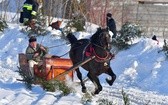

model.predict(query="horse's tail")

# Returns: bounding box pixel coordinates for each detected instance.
[66,33,78,44]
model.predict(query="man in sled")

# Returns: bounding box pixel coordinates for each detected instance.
[106,13,117,38]
[20,0,39,29]
[25,36,48,78]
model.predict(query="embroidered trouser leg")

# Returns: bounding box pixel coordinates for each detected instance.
[28,60,38,78]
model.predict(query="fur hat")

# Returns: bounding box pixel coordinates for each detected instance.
[107,13,112,17]
[29,36,36,42]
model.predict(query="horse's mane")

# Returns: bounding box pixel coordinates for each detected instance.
[90,27,101,43]
[90,27,108,44]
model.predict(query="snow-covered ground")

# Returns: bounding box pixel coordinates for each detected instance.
[0,23,168,105]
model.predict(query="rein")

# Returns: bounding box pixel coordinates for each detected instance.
[58,41,88,57]
[58,51,70,57]
[48,43,70,57]
[48,43,70,49]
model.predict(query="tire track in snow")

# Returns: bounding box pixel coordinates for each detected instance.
[32,92,59,105]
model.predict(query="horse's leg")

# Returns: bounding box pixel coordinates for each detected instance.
[105,67,116,86]
[76,68,87,93]
[87,72,102,95]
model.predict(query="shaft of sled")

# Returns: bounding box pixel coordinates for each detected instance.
[54,56,96,80]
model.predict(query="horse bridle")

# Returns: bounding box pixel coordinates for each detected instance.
[98,31,112,50]
[91,31,112,62]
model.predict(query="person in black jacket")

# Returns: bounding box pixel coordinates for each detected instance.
[106,13,117,38]
[20,0,39,28]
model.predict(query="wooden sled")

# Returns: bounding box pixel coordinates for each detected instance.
[18,53,73,81]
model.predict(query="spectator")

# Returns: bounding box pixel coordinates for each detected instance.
[152,35,159,45]
[106,13,117,38]
[19,0,39,29]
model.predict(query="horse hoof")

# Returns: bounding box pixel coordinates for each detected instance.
[82,87,87,93]
[92,90,100,95]
[106,78,114,86]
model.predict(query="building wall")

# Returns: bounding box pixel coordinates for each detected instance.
[101,0,168,37]
[121,1,168,37]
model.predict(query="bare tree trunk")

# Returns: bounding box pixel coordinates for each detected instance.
[65,0,72,19]
[101,0,109,28]
[11,0,23,23]
[48,0,52,24]
[1,0,10,20]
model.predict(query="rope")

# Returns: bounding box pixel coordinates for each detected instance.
[58,51,70,57]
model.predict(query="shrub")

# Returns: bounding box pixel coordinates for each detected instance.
[119,22,142,41]
[53,80,72,95]
[36,78,72,95]
[0,19,8,32]
[96,98,113,105]
[65,14,85,32]
[21,13,49,36]
[81,92,92,104]
[112,22,142,50]
[33,13,49,35]
[18,67,72,95]
[122,88,130,105]
[70,19,85,31]
[17,67,33,90]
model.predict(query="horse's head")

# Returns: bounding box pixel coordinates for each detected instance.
[91,28,112,50]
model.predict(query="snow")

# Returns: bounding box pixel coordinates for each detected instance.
[0,22,168,105]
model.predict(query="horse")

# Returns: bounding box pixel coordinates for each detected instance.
[66,28,116,95]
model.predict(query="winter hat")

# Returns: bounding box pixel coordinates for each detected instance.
[107,13,112,17]
[29,36,37,42]
[152,35,157,41]
[152,35,159,45]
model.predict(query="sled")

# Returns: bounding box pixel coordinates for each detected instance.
[18,53,73,81]
[34,57,73,81]
[18,53,95,83]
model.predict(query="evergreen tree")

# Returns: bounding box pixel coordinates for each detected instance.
[112,22,142,50]
[0,19,8,32]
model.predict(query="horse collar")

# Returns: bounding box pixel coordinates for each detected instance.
[85,44,112,62]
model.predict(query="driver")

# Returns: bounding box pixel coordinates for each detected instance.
[25,36,48,78]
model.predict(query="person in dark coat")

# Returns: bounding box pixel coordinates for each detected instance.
[106,13,117,38]
[20,0,39,28]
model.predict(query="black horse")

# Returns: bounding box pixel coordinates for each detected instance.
[66,28,116,95]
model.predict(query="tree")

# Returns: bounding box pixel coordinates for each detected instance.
[112,22,142,50]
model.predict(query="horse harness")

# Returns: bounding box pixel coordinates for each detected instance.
[71,38,114,66]
[84,41,114,64]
